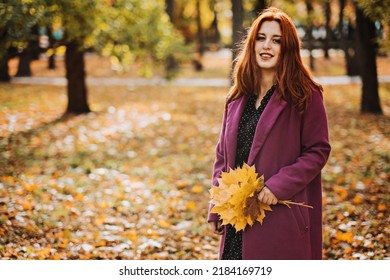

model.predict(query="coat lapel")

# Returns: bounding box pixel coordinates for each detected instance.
[225,96,247,170]
[247,90,288,165]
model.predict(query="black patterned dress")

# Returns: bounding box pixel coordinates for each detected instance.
[221,86,275,260]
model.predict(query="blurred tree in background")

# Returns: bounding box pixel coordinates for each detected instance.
[356,0,390,51]
[0,1,45,81]
[0,0,186,115]
[1,0,389,115]
[355,0,390,114]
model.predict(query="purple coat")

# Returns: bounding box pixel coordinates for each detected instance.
[208,87,331,260]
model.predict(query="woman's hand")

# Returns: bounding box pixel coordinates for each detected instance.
[208,220,225,235]
[258,186,278,205]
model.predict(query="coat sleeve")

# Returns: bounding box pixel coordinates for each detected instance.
[265,89,331,200]
[208,108,228,222]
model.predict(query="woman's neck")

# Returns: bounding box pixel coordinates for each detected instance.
[258,71,275,99]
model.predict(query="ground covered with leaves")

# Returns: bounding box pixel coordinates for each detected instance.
[0,81,389,259]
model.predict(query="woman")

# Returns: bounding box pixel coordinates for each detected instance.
[208,7,331,260]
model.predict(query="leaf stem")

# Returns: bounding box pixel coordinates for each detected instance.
[278,200,313,209]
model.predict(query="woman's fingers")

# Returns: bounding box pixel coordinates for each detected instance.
[208,221,225,235]
[216,220,225,235]
[258,187,278,205]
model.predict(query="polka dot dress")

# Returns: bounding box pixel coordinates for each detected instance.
[221,86,275,260]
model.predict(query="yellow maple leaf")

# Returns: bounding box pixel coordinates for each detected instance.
[209,163,312,232]
[191,185,203,193]
[220,169,239,186]
[212,205,235,223]
[234,217,248,232]
[158,219,171,229]
[257,203,272,224]
[335,230,354,243]
[209,164,271,232]
[209,185,231,205]
[185,201,196,210]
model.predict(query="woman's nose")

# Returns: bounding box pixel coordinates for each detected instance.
[263,39,271,49]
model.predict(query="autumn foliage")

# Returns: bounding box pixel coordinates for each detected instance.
[0,54,389,259]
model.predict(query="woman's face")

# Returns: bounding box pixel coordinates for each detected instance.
[254,20,282,73]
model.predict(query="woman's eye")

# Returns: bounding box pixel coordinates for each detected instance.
[256,36,265,41]
[273,39,281,44]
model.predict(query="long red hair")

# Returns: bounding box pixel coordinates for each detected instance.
[227,7,322,113]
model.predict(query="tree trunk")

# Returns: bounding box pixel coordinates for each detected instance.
[323,0,331,59]
[47,26,56,70]
[65,41,90,114]
[30,25,40,61]
[210,8,221,45]
[165,0,174,22]
[338,0,359,76]
[354,3,382,114]
[164,0,178,78]
[305,0,315,71]
[345,41,360,76]
[15,45,32,77]
[193,0,204,71]
[0,55,10,82]
[16,25,40,77]
[231,0,244,80]
[253,0,267,17]
[196,0,204,55]
[48,53,56,69]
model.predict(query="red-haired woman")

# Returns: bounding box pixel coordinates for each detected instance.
[208,7,331,260]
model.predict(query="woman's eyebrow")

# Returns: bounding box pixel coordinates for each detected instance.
[257,32,282,37]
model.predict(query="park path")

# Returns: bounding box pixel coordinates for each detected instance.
[10,75,390,87]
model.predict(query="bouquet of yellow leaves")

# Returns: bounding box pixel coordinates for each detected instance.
[209,163,312,232]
